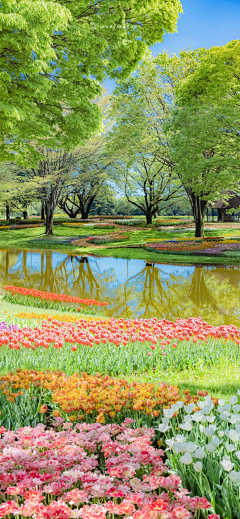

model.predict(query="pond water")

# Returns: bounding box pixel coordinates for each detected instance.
[1,248,240,326]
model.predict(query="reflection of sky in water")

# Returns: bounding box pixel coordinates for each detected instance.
[8,251,195,286]
[87,256,195,285]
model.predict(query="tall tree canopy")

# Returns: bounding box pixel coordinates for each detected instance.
[165,40,240,236]
[0,0,183,164]
[107,53,186,223]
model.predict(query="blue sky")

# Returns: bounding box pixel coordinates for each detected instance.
[104,0,240,93]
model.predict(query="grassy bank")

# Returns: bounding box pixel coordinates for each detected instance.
[1,224,240,264]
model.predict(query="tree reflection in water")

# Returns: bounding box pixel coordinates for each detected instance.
[0,249,240,325]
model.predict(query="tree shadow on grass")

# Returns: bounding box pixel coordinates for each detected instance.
[176,380,240,398]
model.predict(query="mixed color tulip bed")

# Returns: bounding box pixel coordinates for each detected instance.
[2,285,240,518]
[145,236,240,256]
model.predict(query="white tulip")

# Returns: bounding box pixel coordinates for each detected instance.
[233,405,240,413]
[184,403,195,414]
[229,396,238,405]
[184,415,192,423]
[237,390,240,396]
[225,430,230,437]
[203,406,212,415]
[198,401,208,409]
[166,439,175,449]
[176,434,186,442]
[206,443,216,453]
[235,425,240,433]
[192,412,204,422]
[226,443,236,453]
[158,424,170,433]
[211,436,222,447]
[220,413,229,421]
[219,399,225,406]
[162,417,170,425]
[174,442,188,453]
[225,405,232,412]
[163,408,174,419]
[207,416,215,423]
[193,461,203,472]
[218,430,225,437]
[221,459,234,471]
[177,401,184,409]
[180,452,192,465]
[194,447,205,459]
[179,422,192,431]
[229,430,239,443]
[201,416,207,423]
[171,403,180,412]
[229,470,240,485]
[185,441,197,453]
[228,415,237,424]
[201,427,215,437]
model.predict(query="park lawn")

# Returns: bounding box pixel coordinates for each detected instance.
[1,225,240,264]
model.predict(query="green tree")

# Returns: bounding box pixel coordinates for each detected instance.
[107,59,184,224]
[58,91,116,219]
[0,0,182,164]
[165,40,240,237]
[24,148,81,234]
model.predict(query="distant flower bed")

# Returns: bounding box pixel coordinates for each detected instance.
[13,223,45,229]
[87,234,130,245]
[145,236,240,256]
[156,218,194,226]
[89,214,134,219]
[115,219,143,226]
[62,222,116,229]
[3,285,108,315]
[0,225,10,230]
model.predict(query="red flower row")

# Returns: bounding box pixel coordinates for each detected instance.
[4,285,108,307]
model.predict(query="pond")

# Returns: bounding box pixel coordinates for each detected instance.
[1,248,240,326]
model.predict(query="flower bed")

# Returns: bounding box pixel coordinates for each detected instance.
[145,236,240,256]
[0,369,190,425]
[3,286,108,315]
[0,225,11,230]
[115,219,143,226]
[156,218,194,226]
[0,315,240,376]
[156,391,240,518]
[87,234,130,245]
[0,420,213,519]
[62,223,116,229]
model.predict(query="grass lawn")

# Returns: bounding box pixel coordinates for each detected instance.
[1,224,240,264]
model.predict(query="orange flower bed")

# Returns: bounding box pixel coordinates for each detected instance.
[0,370,211,424]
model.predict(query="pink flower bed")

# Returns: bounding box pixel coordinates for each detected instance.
[0,420,214,519]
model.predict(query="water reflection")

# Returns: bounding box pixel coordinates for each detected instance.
[0,249,240,325]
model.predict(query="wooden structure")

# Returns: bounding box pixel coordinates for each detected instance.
[207,191,240,222]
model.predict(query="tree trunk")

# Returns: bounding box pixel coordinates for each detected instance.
[41,202,45,220]
[45,203,54,235]
[146,210,152,225]
[6,204,10,221]
[81,209,89,220]
[192,195,206,237]
[80,197,95,220]
[22,210,28,219]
